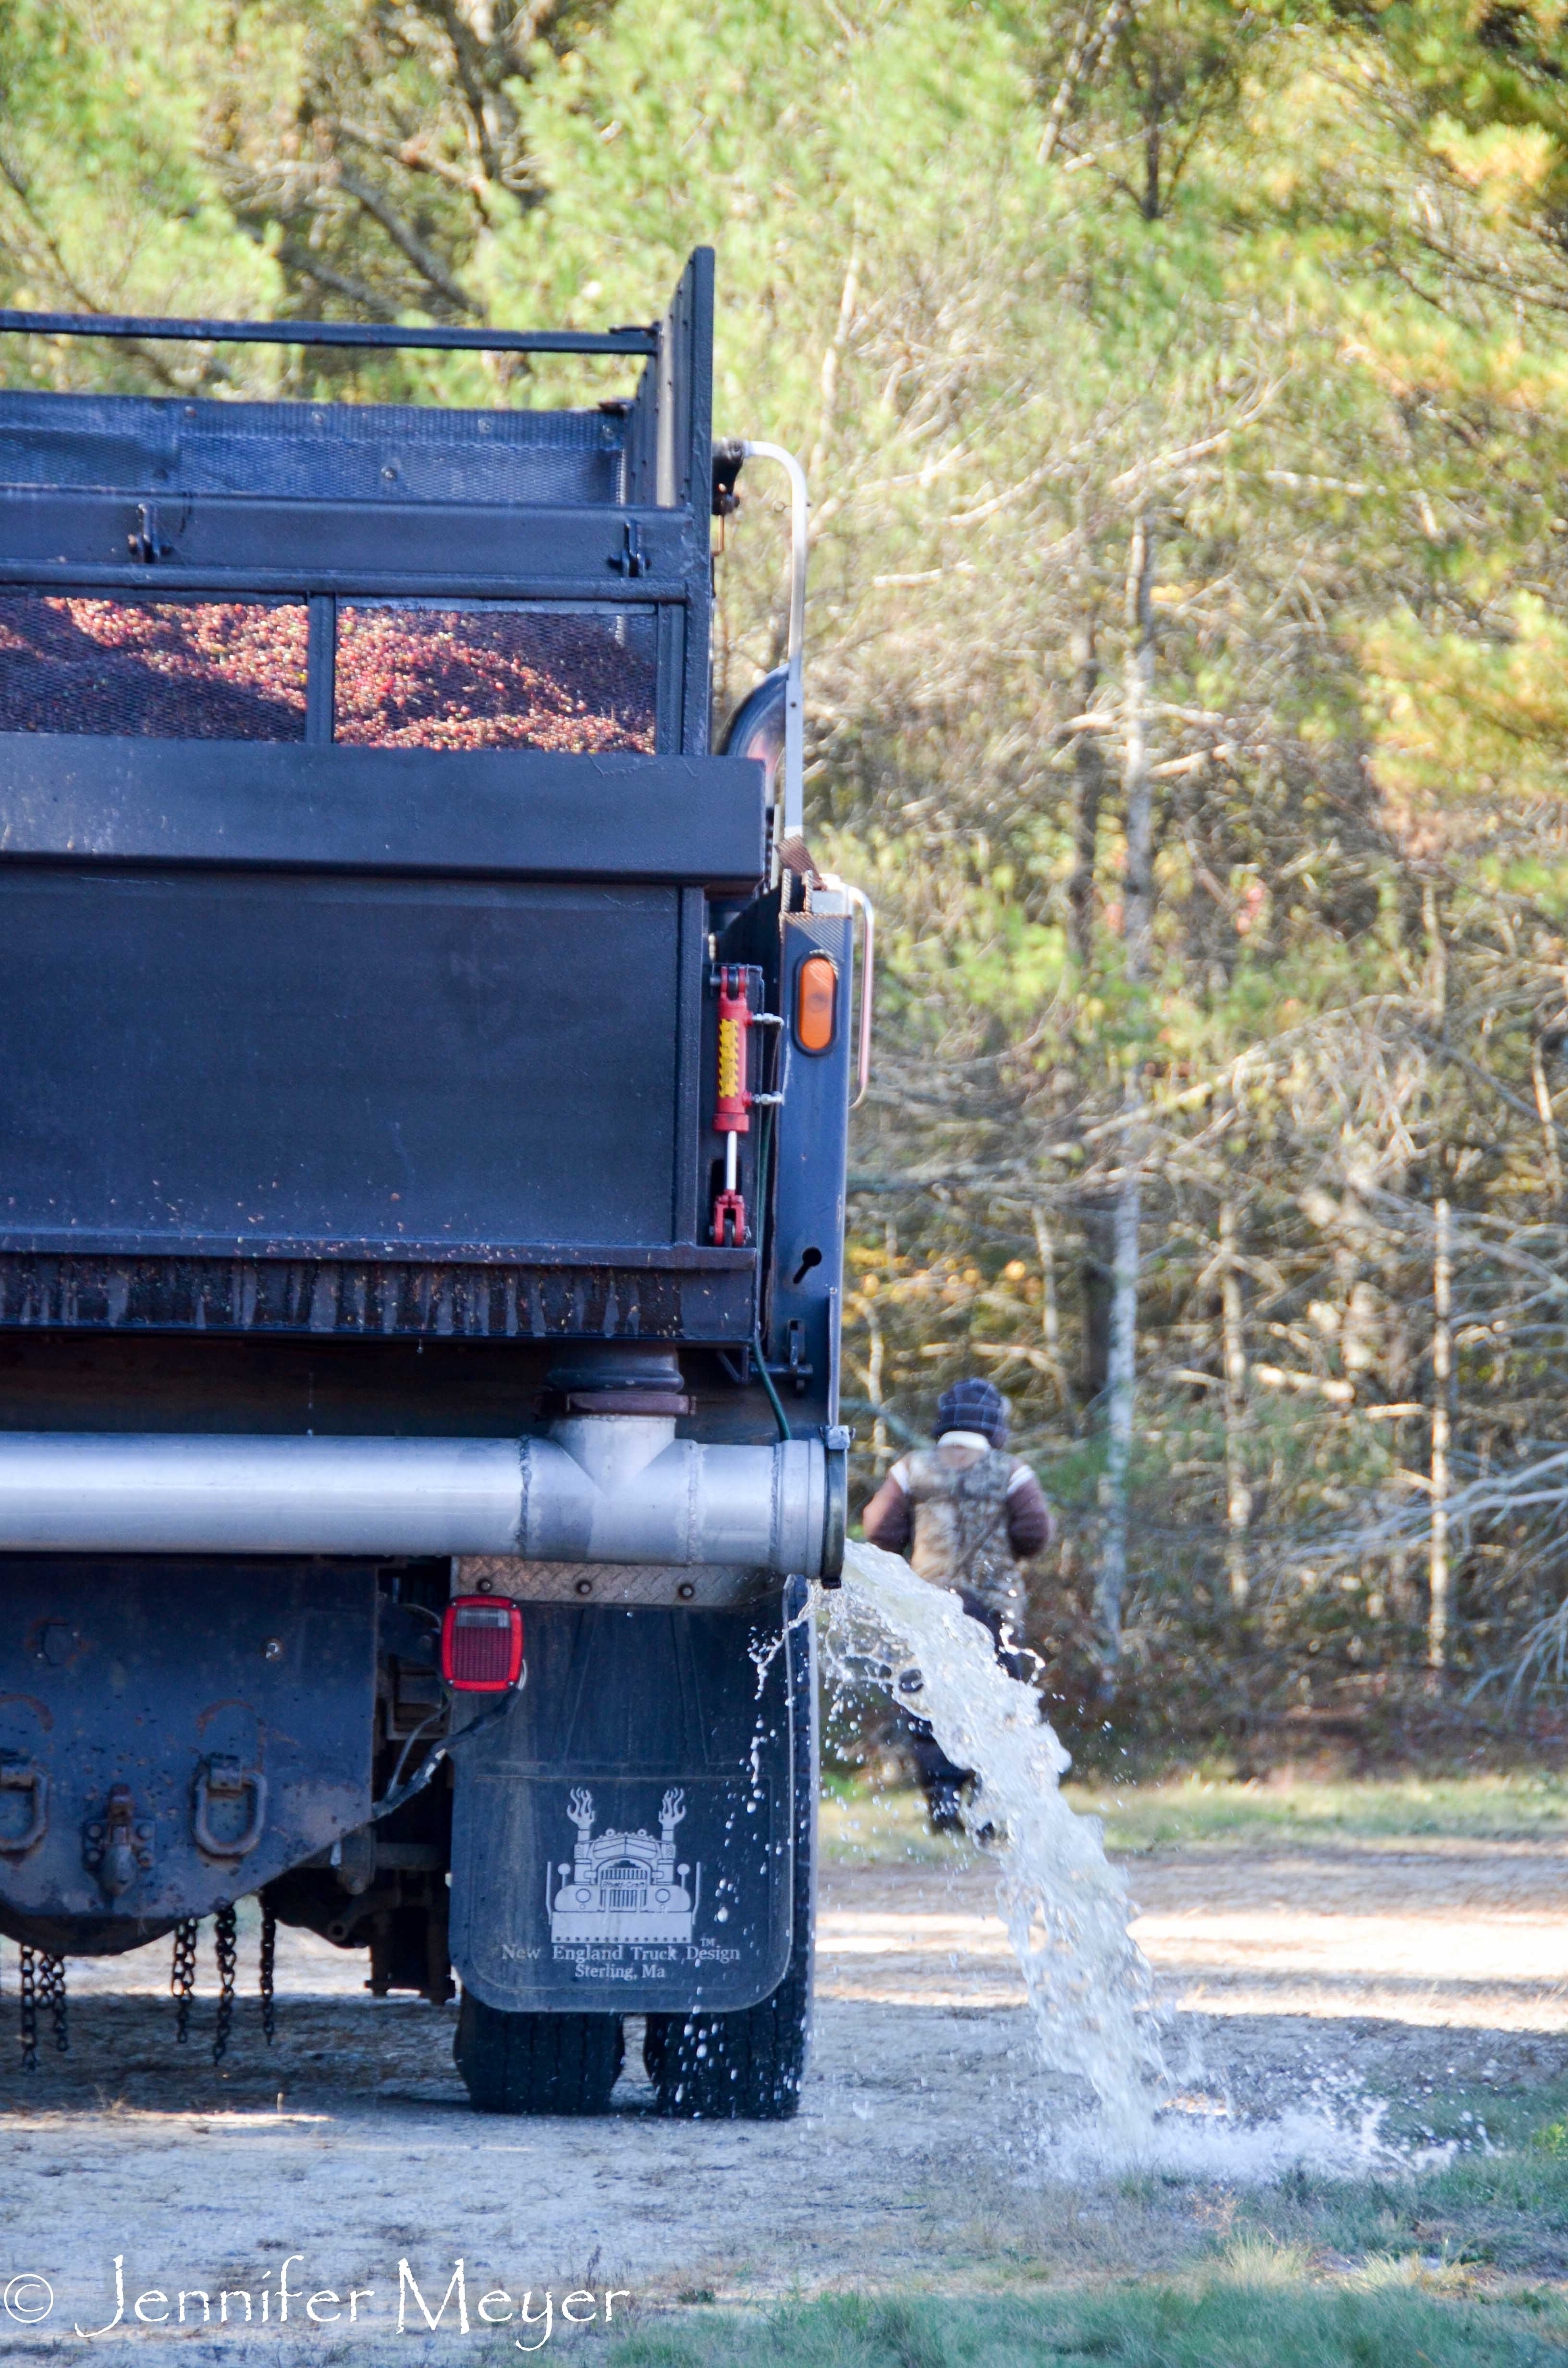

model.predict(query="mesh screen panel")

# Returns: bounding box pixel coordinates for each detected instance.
[334,605,656,753]
[0,391,620,505]
[0,597,308,740]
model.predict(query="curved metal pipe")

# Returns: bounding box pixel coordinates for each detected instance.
[740,441,807,840]
[0,1426,832,1576]
[819,873,876,1109]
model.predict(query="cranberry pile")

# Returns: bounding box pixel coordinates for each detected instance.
[0,597,658,754]
[333,606,655,752]
[0,597,309,740]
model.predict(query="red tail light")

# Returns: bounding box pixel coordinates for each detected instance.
[441,1597,524,1692]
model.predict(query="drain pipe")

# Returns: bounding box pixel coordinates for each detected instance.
[0,1424,842,1577]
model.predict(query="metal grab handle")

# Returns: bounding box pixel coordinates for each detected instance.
[0,1756,48,1857]
[727,443,869,1101]
[739,441,808,840]
[819,874,875,1110]
[192,1755,268,1859]
[845,884,875,1110]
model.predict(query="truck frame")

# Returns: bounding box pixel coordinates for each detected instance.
[0,250,859,2119]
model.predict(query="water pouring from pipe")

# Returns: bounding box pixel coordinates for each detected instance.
[831,1538,1168,2145]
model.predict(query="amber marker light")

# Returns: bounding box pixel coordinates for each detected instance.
[796,954,838,1053]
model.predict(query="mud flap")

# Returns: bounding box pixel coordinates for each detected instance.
[449,1591,802,2015]
[0,1557,376,1952]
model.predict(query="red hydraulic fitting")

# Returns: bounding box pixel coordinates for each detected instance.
[712,1188,747,1247]
[714,967,753,1136]
[711,966,752,1246]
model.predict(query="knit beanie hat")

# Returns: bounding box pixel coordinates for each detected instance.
[936,1377,1008,1448]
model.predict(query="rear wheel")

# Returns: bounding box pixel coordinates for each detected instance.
[454,1995,624,2116]
[643,1963,808,2120]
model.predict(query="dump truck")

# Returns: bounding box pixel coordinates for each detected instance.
[0,250,866,2119]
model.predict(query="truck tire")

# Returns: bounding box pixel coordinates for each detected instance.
[454,1995,624,2116]
[642,1962,808,2120]
[645,1580,814,2121]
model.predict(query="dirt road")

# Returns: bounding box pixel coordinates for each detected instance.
[2,1832,1565,2353]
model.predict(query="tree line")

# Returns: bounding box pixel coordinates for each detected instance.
[4,0,1568,1758]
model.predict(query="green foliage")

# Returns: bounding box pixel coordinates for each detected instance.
[1363,596,1568,808]
[1337,0,1568,232]
[0,0,282,374]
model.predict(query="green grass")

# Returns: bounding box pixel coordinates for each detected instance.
[604,2273,1568,2367]
[820,1770,1568,1865]
[1223,2126,1568,2277]
[1067,1772,1568,1854]
[820,1780,973,1864]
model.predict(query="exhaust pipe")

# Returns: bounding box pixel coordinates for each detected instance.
[0,1419,842,1578]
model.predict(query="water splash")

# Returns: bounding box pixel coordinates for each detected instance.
[827,1543,1474,2185]
[1040,2078,1458,2186]
[832,1539,1167,2144]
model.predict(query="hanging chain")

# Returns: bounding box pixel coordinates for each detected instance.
[212,1905,237,2065]
[13,1911,268,2069]
[18,1943,37,2072]
[17,1947,64,2067]
[41,1953,67,2053]
[171,1917,199,2044]
[259,1907,276,2046]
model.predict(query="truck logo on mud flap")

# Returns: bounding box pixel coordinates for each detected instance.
[548,1786,701,1944]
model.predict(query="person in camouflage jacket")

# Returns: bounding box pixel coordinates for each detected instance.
[859,1377,1054,1829]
